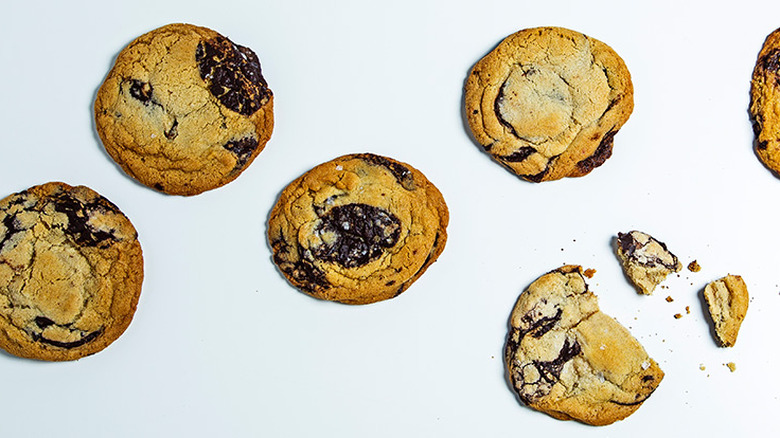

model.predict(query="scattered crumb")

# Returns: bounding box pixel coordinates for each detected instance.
[583,268,596,279]
[674,313,683,319]
[688,260,701,272]
[685,306,690,314]
[726,362,737,372]
[699,364,706,371]
[666,296,674,302]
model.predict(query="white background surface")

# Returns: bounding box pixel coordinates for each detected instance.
[1,0,779,436]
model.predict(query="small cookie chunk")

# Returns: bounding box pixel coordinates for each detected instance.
[616,230,681,295]
[703,275,749,347]
[95,23,274,196]
[750,27,780,176]
[268,153,448,305]
[0,182,143,361]
[465,27,633,182]
[505,265,663,426]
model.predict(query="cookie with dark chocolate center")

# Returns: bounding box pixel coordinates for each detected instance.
[267,153,448,304]
[94,23,274,196]
[465,27,633,182]
[0,182,144,361]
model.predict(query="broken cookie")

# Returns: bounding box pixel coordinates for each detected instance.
[616,230,681,295]
[505,265,663,426]
[703,275,749,347]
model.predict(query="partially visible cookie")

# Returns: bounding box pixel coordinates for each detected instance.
[95,23,274,196]
[268,153,448,305]
[750,27,780,176]
[703,275,749,348]
[505,265,663,426]
[465,26,633,182]
[616,230,681,295]
[0,182,144,361]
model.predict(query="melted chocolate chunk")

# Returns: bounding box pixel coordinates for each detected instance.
[517,308,563,339]
[354,154,416,191]
[577,130,615,174]
[32,329,102,349]
[523,166,549,183]
[761,48,780,73]
[313,203,401,268]
[52,193,119,248]
[534,338,581,384]
[129,79,153,103]
[223,136,259,168]
[0,213,22,251]
[34,316,55,329]
[503,147,536,163]
[196,35,271,116]
[494,83,522,139]
[164,119,179,140]
[617,232,677,270]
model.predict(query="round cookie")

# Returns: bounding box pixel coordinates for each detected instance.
[465,27,633,182]
[268,153,449,305]
[505,265,663,426]
[750,27,780,175]
[0,182,144,361]
[95,23,274,196]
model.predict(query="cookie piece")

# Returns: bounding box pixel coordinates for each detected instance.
[750,27,780,176]
[465,27,633,182]
[0,182,143,361]
[268,153,448,305]
[703,275,749,347]
[95,23,274,196]
[616,230,681,295]
[505,265,663,426]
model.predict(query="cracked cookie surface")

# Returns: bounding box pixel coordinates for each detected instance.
[505,265,663,426]
[465,27,633,182]
[0,182,143,361]
[703,275,748,347]
[95,23,274,196]
[616,230,681,295]
[267,153,448,305]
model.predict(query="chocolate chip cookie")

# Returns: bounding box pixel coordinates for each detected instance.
[750,27,780,176]
[505,265,664,426]
[95,23,274,196]
[703,275,749,348]
[0,182,144,361]
[268,153,449,305]
[616,230,681,295]
[465,27,633,182]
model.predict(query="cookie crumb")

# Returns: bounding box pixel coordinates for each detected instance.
[687,260,701,272]
[726,362,737,372]
[674,313,683,319]
[665,296,674,302]
[699,364,706,371]
[583,268,596,278]
[685,306,690,314]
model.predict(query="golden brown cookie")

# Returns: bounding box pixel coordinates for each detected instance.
[750,27,780,176]
[267,153,448,305]
[0,182,144,361]
[505,265,664,426]
[465,27,633,182]
[703,275,749,347]
[95,23,274,196]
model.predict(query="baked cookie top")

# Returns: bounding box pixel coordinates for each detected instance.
[750,27,780,176]
[465,27,633,182]
[703,275,749,348]
[94,23,274,196]
[505,265,663,426]
[0,182,143,361]
[268,153,449,305]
